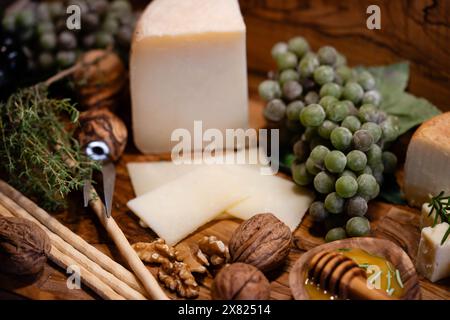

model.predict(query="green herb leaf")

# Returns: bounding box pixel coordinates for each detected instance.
[358,62,441,135]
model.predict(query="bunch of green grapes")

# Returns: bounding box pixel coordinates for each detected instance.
[258,37,400,242]
[1,0,135,73]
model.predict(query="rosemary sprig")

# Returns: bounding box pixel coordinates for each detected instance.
[0,85,99,210]
[427,191,450,245]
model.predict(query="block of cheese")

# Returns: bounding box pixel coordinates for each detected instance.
[404,112,450,207]
[416,222,450,282]
[130,0,248,153]
[127,159,314,233]
[420,203,442,229]
[127,166,247,246]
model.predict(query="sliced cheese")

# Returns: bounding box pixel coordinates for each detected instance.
[416,222,450,282]
[130,0,248,153]
[404,112,450,207]
[127,166,247,246]
[127,159,314,235]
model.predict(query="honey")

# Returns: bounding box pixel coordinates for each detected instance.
[305,248,405,300]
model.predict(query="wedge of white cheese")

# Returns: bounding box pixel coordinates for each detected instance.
[420,203,442,229]
[130,0,248,153]
[127,165,247,246]
[416,222,450,282]
[404,112,450,207]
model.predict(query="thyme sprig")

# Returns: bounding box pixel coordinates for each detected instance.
[0,84,99,211]
[428,191,450,245]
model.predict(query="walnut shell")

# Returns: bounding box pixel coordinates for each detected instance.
[211,263,270,300]
[78,108,128,162]
[229,213,292,273]
[0,217,51,275]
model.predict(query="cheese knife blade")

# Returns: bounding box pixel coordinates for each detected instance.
[102,161,116,218]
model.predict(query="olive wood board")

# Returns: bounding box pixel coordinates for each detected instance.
[0,98,449,300]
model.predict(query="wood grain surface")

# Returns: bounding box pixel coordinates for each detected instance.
[0,96,449,300]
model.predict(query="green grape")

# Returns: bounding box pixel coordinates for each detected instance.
[352,130,373,152]
[300,104,326,127]
[286,101,305,121]
[36,21,54,36]
[325,228,347,242]
[283,81,303,101]
[95,31,114,48]
[325,150,347,173]
[361,122,382,143]
[380,120,399,142]
[324,192,345,214]
[38,52,54,69]
[313,65,335,85]
[320,83,342,99]
[326,101,349,122]
[335,175,358,198]
[309,201,329,222]
[366,144,382,167]
[346,217,371,237]
[298,53,319,78]
[341,116,361,133]
[371,163,384,185]
[310,145,330,164]
[346,196,368,217]
[357,70,376,91]
[335,65,353,84]
[303,127,317,141]
[39,33,57,50]
[342,100,358,116]
[382,151,397,174]
[288,37,310,57]
[58,31,77,50]
[342,82,364,105]
[346,150,367,172]
[263,99,286,122]
[293,140,310,162]
[258,80,281,101]
[335,53,347,67]
[110,0,132,14]
[330,127,352,151]
[56,51,77,68]
[358,104,378,123]
[271,42,289,59]
[2,14,17,33]
[16,9,35,29]
[36,3,51,21]
[306,158,322,175]
[318,120,338,139]
[362,90,381,107]
[90,0,109,15]
[49,2,65,19]
[319,96,338,113]
[358,166,373,176]
[304,91,320,105]
[276,51,298,70]
[317,46,338,65]
[279,69,300,86]
[357,174,379,200]
[314,171,336,194]
[102,17,120,35]
[340,170,357,179]
[292,162,313,186]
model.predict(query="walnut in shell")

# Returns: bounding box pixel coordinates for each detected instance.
[0,217,51,275]
[211,263,271,300]
[229,213,292,273]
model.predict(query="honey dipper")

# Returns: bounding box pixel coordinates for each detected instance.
[308,251,396,300]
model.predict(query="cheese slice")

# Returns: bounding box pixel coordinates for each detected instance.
[130,0,248,153]
[127,166,247,246]
[416,222,450,282]
[404,112,450,207]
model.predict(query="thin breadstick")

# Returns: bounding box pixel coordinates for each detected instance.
[0,199,146,300]
[0,207,124,300]
[0,180,147,297]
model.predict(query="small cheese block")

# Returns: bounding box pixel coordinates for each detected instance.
[420,203,442,229]
[130,0,248,153]
[127,166,247,246]
[416,223,450,282]
[404,112,450,207]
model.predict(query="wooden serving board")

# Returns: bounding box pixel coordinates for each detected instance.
[0,98,449,300]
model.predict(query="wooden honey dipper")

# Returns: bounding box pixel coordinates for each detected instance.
[308,251,396,300]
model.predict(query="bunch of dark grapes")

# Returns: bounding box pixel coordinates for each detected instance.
[259,37,400,242]
[1,0,136,76]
